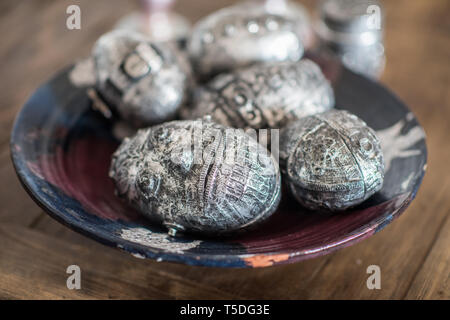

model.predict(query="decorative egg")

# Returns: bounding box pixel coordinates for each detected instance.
[279,110,384,211]
[181,59,334,130]
[233,0,314,49]
[109,118,281,235]
[188,6,305,79]
[93,30,188,128]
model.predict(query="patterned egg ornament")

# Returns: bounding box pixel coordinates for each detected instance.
[93,30,188,128]
[233,0,314,49]
[182,59,335,130]
[109,119,282,235]
[188,6,305,80]
[279,110,385,211]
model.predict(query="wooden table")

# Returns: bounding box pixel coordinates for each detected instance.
[0,0,448,300]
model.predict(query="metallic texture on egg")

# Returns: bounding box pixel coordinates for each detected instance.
[93,30,188,128]
[188,6,305,79]
[279,110,384,211]
[234,0,314,49]
[109,119,281,235]
[182,59,335,130]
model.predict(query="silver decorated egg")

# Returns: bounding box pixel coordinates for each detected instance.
[109,118,281,235]
[182,59,334,130]
[188,6,305,79]
[93,30,188,128]
[279,110,384,211]
[234,0,314,49]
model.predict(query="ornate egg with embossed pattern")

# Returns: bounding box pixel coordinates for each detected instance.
[93,30,188,128]
[279,110,384,211]
[109,118,281,235]
[188,6,305,79]
[182,59,334,130]
[233,0,314,49]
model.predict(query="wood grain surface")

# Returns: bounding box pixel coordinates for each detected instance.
[0,0,448,300]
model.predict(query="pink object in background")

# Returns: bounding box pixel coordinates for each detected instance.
[115,0,191,43]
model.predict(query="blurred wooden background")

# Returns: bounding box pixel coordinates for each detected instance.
[0,0,449,299]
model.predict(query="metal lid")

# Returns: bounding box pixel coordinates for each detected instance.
[319,0,383,34]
